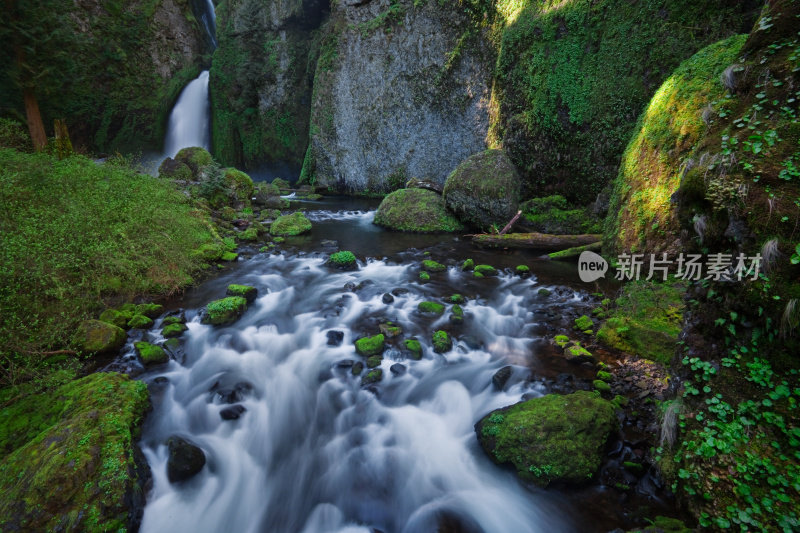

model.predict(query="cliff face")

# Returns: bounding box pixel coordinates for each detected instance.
[302,0,494,193]
[209,0,327,171]
[0,0,208,153]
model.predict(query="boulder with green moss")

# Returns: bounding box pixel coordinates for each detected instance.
[99,308,132,329]
[0,373,150,531]
[442,150,521,231]
[355,334,385,357]
[226,284,258,303]
[73,319,126,354]
[432,330,452,353]
[373,188,463,233]
[474,264,497,276]
[128,314,154,329]
[162,323,188,338]
[421,260,446,272]
[418,301,445,315]
[270,212,312,236]
[223,168,254,208]
[201,296,248,326]
[520,195,601,235]
[136,303,163,319]
[327,251,357,270]
[361,368,383,386]
[134,341,168,365]
[476,391,617,486]
[404,338,423,360]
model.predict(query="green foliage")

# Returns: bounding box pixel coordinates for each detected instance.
[0,373,149,531]
[202,296,248,326]
[0,118,31,152]
[574,315,593,332]
[476,391,617,486]
[355,334,385,357]
[493,0,756,202]
[597,280,685,364]
[374,188,464,233]
[0,149,216,381]
[329,251,357,267]
[521,195,601,234]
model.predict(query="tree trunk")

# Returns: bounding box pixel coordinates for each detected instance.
[472,232,603,250]
[22,86,47,152]
[53,119,72,159]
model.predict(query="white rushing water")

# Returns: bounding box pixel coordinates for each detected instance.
[138,252,577,533]
[163,70,211,158]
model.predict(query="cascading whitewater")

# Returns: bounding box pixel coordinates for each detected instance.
[162,0,216,158]
[136,224,579,532]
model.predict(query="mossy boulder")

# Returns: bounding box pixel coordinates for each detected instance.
[419,271,430,281]
[461,258,474,271]
[442,150,521,231]
[134,341,168,365]
[98,309,132,329]
[418,301,445,315]
[201,296,248,326]
[223,168,254,207]
[0,373,150,531]
[166,436,205,483]
[520,195,601,235]
[574,315,593,332]
[253,182,281,206]
[162,323,188,338]
[270,212,312,236]
[136,303,163,319]
[226,284,258,303]
[127,314,153,329]
[361,368,383,386]
[175,147,213,174]
[328,251,357,270]
[366,355,383,369]
[432,330,452,353]
[421,260,446,272]
[476,391,617,486]
[355,334,385,357]
[73,319,126,354]
[474,264,497,276]
[404,338,423,360]
[373,188,463,233]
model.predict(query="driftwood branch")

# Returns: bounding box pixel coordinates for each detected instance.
[498,210,522,235]
[547,241,603,260]
[472,232,602,250]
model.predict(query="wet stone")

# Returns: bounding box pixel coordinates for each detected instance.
[382,293,395,304]
[327,330,344,346]
[390,363,407,375]
[492,366,513,390]
[391,287,409,297]
[220,404,247,420]
[335,359,354,368]
[166,436,206,483]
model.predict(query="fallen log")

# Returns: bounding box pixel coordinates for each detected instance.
[547,241,603,260]
[472,232,603,250]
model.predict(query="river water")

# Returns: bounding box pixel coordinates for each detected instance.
[128,199,667,532]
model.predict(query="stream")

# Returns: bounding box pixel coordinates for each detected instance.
[111,198,674,532]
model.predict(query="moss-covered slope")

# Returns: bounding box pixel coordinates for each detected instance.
[491,0,760,203]
[0,373,150,531]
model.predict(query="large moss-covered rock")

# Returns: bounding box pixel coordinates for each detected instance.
[73,319,126,354]
[270,212,312,236]
[443,150,521,231]
[201,296,248,326]
[305,0,492,192]
[476,390,617,486]
[373,188,463,233]
[604,35,748,254]
[0,373,150,531]
[134,341,168,365]
[223,168,254,207]
[493,0,758,203]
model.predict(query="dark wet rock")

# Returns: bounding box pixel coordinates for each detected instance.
[327,330,344,346]
[361,368,383,386]
[166,436,206,483]
[154,376,169,385]
[390,363,407,375]
[344,279,374,292]
[462,336,483,350]
[210,381,253,404]
[320,239,338,248]
[382,293,395,304]
[492,366,513,390]
[335,359,354,369]
[220,405,247,421]
[391,287,409,297]
[379,323,402,338]
[352,361,364,376]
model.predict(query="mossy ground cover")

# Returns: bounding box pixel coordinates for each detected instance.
[520,195,601,234]
[0,148,218,383]
[0,373,150,531]
[597,280,685,365]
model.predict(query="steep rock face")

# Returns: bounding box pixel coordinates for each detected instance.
[304,0,493,193]
[0,0,207,153]
[491,0,761,204]
[210,0,327,170]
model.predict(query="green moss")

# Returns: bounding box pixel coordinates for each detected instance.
[361,368,383,386]
[538,288,551,297]
[175,147,213,172]
[451,304,464,317]
[0,373,149,531]
[373,188,464,233]
[404,338,423,360]
[98,309,131,329]
[162,322,188,338]
[136,303,163,319]
[224,168,254,207]
[221,251,239,261]
[461,258,474,271]
[72,320,126,354]
[202,296,248,326]
[240,227,259,241]
[574,315,593,332]
[432,330,452,353]
[626,516,691,533]
[564,343,594,362]
[597,280,685,364]
[554,335,570,348]
[442,149,522,230]
[329,251,357,268]
[418,301,445,315]
[450,294,465,304]
[419,271,431,281]
[515,265,530,274]
[355,334,385,357]
[366,355,383,368]
[270,212,312,236]
[127,314,153,329]
[520,195,601,235]
[476,391,617,486]
[134,341,168,365]
[351,361,364,376]
[226,284,258,303]
[473,271,484,278]
[548,242,603,261]
[422,259,446,272]
[596,370,613,382]
[474,264,497,276]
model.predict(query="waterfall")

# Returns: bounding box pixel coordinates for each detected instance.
[162,0,216,159]
[163,71,211,158]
